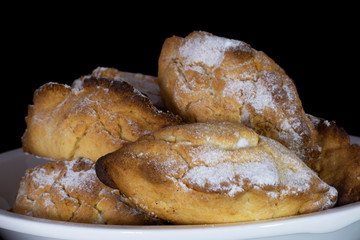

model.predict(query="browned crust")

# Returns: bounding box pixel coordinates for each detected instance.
[308,116,360,205]
[90,67,165,109]
[22,75,182,162]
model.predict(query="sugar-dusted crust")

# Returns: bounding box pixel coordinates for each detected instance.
[22,75,182,162]
[307,115,360,205]
[158,31,319,162]
[13,158,162,224]
[96,121,337,224]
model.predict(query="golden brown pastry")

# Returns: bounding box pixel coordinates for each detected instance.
[158,31,319,162]
[86,66,164,109]
[307,115,360,206]
[96,121,337,224]
[22,75,182,162]
[13,158,162,224]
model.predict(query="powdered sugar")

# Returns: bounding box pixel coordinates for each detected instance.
[58,160,98,193]
[177,135,337,203]
[179,32,250,69]
[23,158,98,195]
[280,167,312,195]
[234,138,250,149]
[72,78,84,94]
[41,193,56,208]
[223,73,278,116]
[182,159,279,197]
[222,71,305,156]
[185,145,231,166]
[30,167,62,188]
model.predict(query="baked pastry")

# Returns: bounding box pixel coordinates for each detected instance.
[158,31,319,162]
[96,121,337,224]
[22,75,182,161]
[13,158,161,224]
[88,67,165,109]
[307,115,360,206]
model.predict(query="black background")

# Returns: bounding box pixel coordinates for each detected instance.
[1,6,359,154]
[0,4,359,240]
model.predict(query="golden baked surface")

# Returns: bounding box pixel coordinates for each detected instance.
[13,158,160,224]
[22,75,182,161]
[88,67,165,109]
[158,31,318,161]
[96,121,337,224]
[307,115,360,206]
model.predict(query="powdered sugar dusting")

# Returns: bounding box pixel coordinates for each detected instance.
[23,158,98,195]
[72,78,84,94]
[185,145,232,166]
[59,159,98,193]
[222,70,305,156]
[184,144,263,167]
[223,72,277,117]
[234,137,249,149]
[178,135,337,205]
[30,167,62,188]
[183,160,279,197]
[179,33,250,69]
[261,136,312,194]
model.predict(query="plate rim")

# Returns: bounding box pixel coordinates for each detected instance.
[1,201,360,239]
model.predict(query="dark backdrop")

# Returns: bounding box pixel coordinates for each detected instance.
[1,8,359,154]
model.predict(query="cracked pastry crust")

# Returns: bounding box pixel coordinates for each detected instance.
[307,115,360,206]
[13,158,162,224]
[22,75,182,162]
[96,121,337,224]
[158,31,319,162]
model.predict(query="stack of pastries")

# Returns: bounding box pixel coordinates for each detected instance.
[13,31,359,225]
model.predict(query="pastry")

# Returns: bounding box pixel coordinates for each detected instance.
[158,31,319,162]
[13,158,162,224]
[88,67,165,109]
[96,121,337,224]
[22,74,182,161]
[307,115,360,205]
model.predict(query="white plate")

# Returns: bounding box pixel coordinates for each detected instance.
[1,136,360,240]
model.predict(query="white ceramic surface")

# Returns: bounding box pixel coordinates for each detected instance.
[0,136,359,240]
